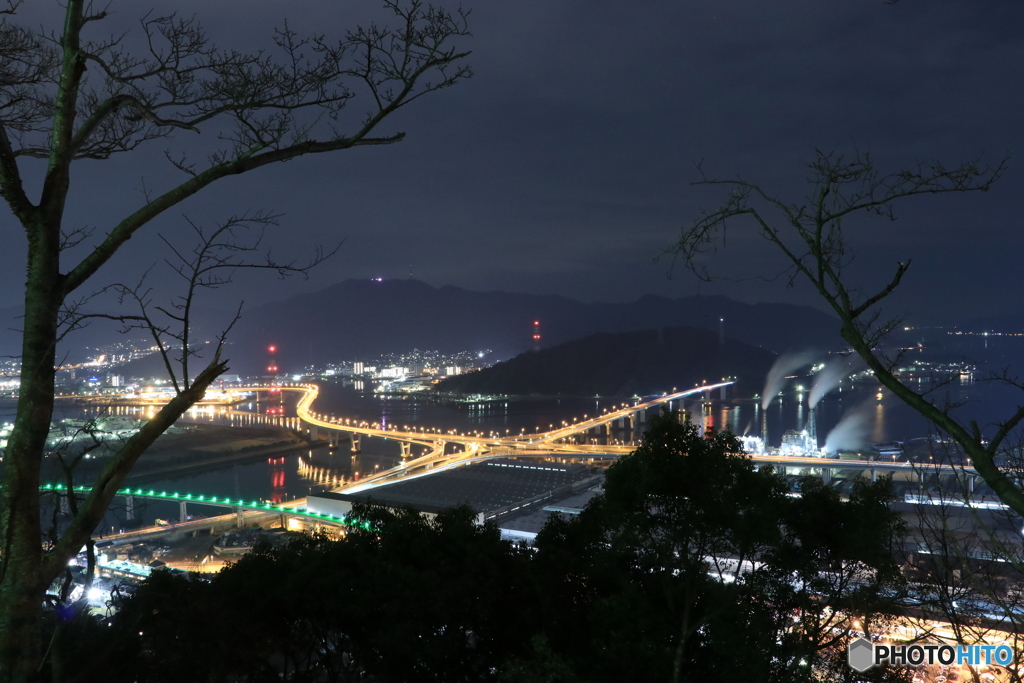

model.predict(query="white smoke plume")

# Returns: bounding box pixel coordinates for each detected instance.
[761,350,818,411]
[823,400,876,454]
[808,355,865,409]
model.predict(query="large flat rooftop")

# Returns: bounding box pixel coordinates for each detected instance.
[313,458,601,518]
[498,486,603,542]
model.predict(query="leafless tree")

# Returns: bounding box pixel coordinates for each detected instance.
[93,210,335,392]
[0,0,471,678]
[896,443,1024,682]
[667,151,1024,515]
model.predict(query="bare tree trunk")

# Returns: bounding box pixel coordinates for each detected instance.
[0,228,62,682]
[0,3,471,678]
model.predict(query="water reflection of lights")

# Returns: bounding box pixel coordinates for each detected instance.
[79,400,302,431]
[872,401,886,444]
[296,459,346,488]
[269,457,287,503]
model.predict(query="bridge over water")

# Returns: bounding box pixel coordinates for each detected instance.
[58,380,1004,543]
[39,482,356,536]
[230,382,731,489]
[220,382,994,498]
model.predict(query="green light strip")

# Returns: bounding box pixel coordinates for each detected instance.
[34,484,352,526]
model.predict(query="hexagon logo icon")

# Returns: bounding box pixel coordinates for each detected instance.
[848,637,876,672]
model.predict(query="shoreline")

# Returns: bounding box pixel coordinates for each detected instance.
[125,438,333,484]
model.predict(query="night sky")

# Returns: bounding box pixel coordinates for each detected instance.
[3,1,1023,324]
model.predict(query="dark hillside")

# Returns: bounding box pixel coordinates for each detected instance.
[0,279,839,375]
[223,279,834,373]
[436,327,774,398]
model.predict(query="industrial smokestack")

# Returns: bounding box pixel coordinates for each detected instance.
[808,406,817,449]
[761,409,768,448]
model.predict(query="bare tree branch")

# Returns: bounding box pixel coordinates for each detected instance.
[0,2,469,674]
[669,150,1024,517]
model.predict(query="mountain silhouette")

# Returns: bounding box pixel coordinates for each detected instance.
[435,327,775,398]
[223,278,839,373]
[0,279,842,376]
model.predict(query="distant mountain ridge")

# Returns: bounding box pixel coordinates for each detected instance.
[435,327,775,398]
[0,279,842,374]
[225,278,839,373]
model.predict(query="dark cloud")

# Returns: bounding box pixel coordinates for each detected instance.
[1,0,1022,324]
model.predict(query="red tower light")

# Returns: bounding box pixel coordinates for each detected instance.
[266,344,279,377]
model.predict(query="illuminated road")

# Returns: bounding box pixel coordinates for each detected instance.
[67,380,987,496]
[211,382,991,495]
[224,382,731,489]
[63,385,1023,653]
[262,381,729,446]
[64,380,998,541]
[40,483,354,532]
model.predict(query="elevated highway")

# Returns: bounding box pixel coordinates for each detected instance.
[238,381,731,449]
[228,382,987,496]
[227,382,731,489]
[67,381,1009,563]
[41,483,354,533]
[83,381,989,495]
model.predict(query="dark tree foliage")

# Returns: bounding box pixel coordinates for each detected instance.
[102,416,909,682]
[531,413,909,683]
[113,505,536,683]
